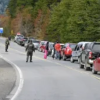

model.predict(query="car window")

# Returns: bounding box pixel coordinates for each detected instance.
[74,45,78,50]
[76,46,79,50]
[33,41,40,43]
[84,43,89,49]
[49,44,54,49]
[74,45,79,51]
[41,42,45,45]
[70,44,76,50]
[65,43,68,47]
[17,35,24,38]
[92,43,100,51]
[61,44,64,48]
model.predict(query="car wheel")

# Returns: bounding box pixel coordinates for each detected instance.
[70,57,74,63]
[63,54,66,61]
[79,63,84,68]
[77,57,80,63]
[40,48,42,52]
[92,65,97,74]
[84,60,90,71]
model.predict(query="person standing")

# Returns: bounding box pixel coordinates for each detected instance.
[26,40,35,62]
[55,41,61,60]
[45,41,49,52]
[44,41,49,59]
[5,37,10,52]
[52,42,57,59]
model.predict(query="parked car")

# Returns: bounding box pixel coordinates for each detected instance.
[33,40,40,50]
[92,53,100,74]
[14,34,24,42]
[48,42,54,56]
[24,40,40,49]
[70,42,91,63]
[53,43,64,59]
[22,37,28,46]
[17,37,27,46]
[79,42,100,70]
[38,41,47,52]
[61,43,76,60]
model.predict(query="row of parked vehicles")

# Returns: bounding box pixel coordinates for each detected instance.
[14,34,100,75]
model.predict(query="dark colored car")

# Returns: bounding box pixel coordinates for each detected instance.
[17,37,27,46]
[61,43,76,60]
[92,53,100,74]
[79,42,100,70]
[71,42,91,63]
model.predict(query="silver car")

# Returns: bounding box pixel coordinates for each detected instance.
[25,40,40,50]
[33,40,40,50]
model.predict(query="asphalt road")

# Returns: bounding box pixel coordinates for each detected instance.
[0,37,100,100]
[0,58,16,100]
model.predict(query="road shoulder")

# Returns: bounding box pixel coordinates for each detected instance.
[0,57,16,100]
[0,55,24,100]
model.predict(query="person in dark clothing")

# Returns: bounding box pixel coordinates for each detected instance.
[45,41,49,51]
[45,41,49,56]
[26,40,35,62]
[5,37,10,52]
[8,36,11,41]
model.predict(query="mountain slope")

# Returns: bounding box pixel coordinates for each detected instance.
[0,0,9,14]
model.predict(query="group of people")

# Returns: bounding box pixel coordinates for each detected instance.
[5,37,62,62]
[45,41,61,60]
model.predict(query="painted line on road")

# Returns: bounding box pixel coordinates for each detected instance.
[0,42,100,82]
[0,54,24,100]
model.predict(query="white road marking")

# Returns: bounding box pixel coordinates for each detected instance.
[0,55,24,100]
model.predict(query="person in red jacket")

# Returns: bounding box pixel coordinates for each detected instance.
[55,41,61,60]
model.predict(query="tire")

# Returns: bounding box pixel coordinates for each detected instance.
[62,54,66,61]
[70,57,74,63]
[77,57,80,63]
[79,63,84,68]
[84,60,90,71]
[92,66,97,74]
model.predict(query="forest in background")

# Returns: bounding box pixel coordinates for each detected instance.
[1,0,100,43]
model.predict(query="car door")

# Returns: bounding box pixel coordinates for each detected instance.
[63,44,67,55]
[72,45,78,60]
[81,43,89,63]
[96,56,100,71]
[75,45,80,60]
[81,44,87,63]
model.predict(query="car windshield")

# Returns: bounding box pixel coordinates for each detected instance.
[49,43,54,48]
[17,35,24,38]
[33,41,40,43]
[60,44,64,48]
[70,44,76,49]
[92,43,100,51]
[41,41,47,45]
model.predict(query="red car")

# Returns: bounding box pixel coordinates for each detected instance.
[61,43,76,60]
[92,54,100,74]
[38,41,47,52]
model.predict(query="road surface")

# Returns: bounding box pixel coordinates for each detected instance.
[0,37,100,100]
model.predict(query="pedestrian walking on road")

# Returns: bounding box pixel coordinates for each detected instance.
[26,40,35,62]
[5,37,10,52]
